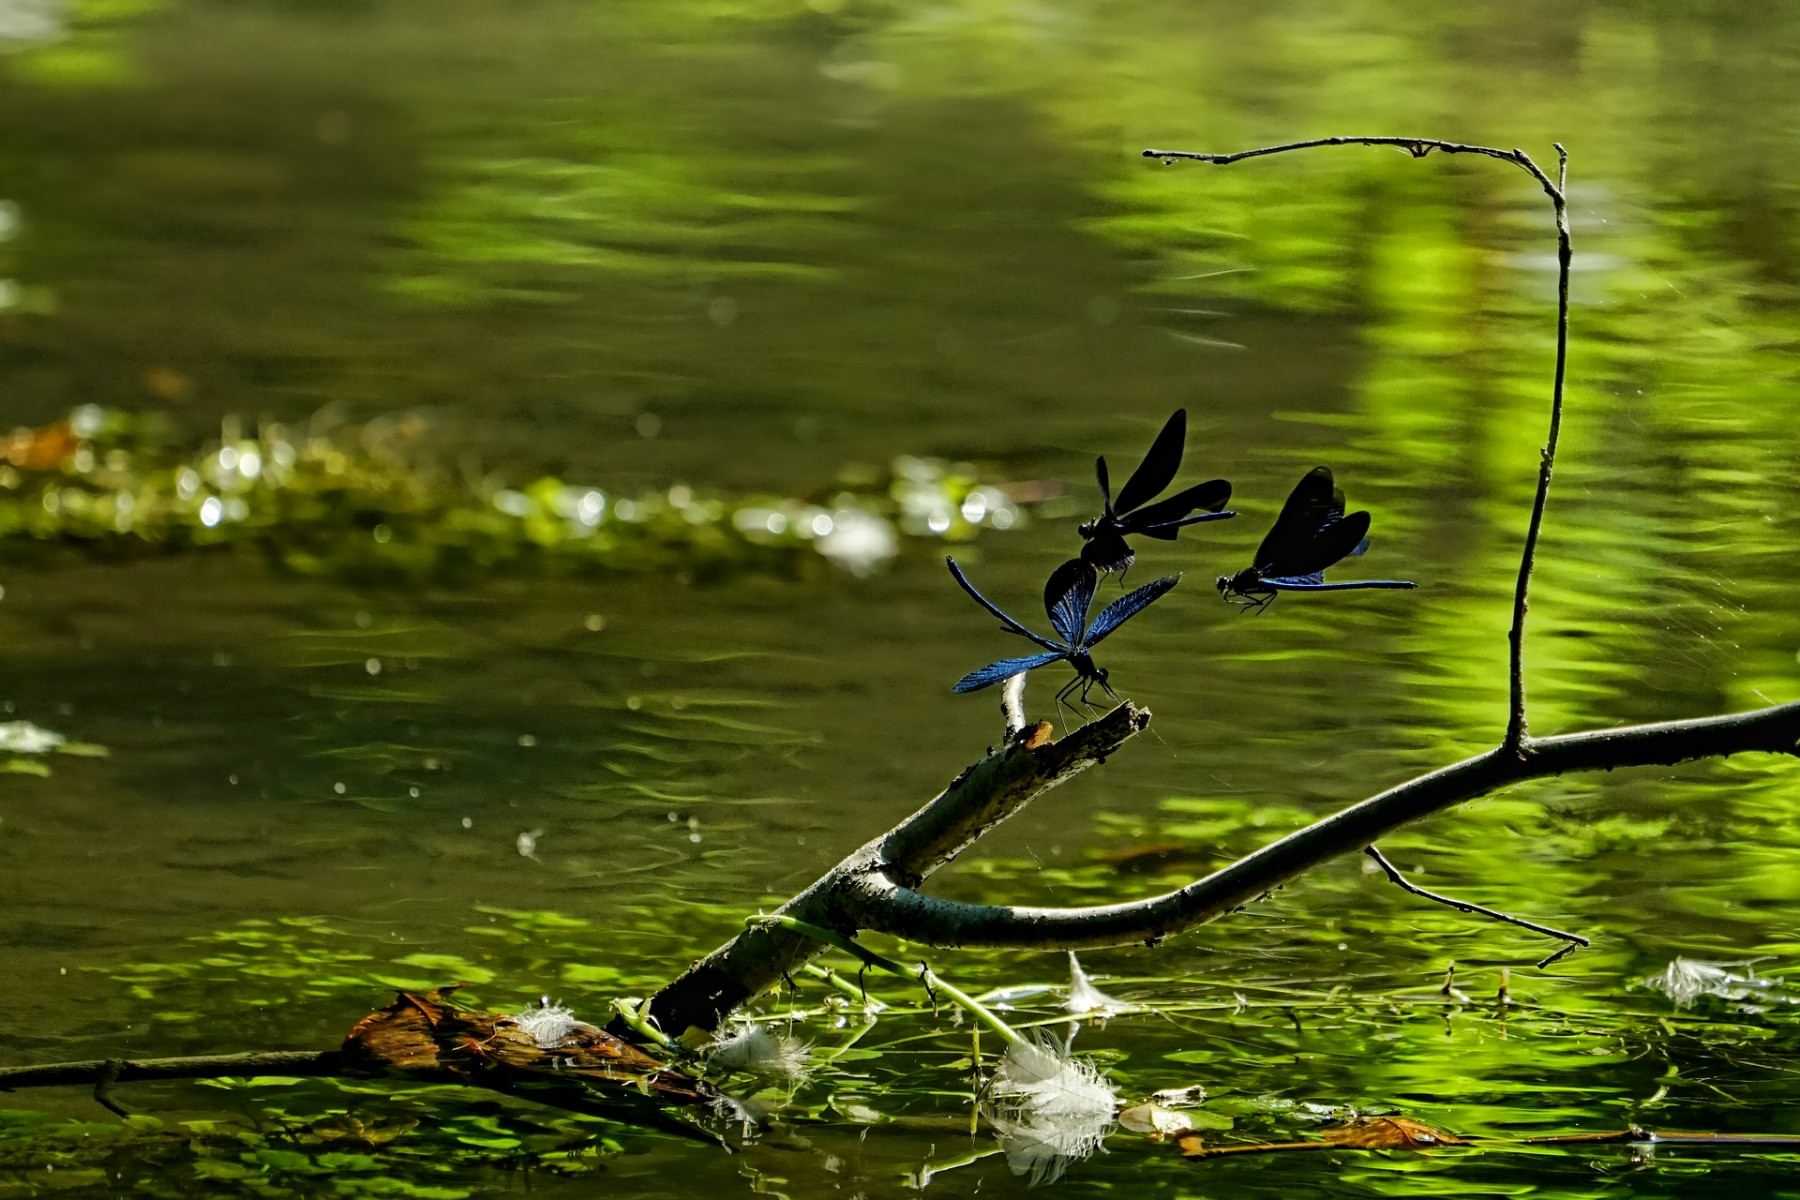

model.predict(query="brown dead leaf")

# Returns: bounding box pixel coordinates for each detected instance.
[1176,1114,1466,1160]
[1176,1132,1213,1157]
[1321,1116,1464,1149]
[340,987,457,1071]
[339,987,710,1105]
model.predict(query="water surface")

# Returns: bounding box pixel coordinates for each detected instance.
[2,1,1799,1196]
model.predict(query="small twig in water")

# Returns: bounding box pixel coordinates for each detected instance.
[1365,845,1588,967]
[92,1060,128,1118]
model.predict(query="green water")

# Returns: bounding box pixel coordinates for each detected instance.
[3,1,1800,1196]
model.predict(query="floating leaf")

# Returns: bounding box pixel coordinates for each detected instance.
[1118,1103,1195,1138]
[0,757,52,777]
[1322,1116,1465,1149]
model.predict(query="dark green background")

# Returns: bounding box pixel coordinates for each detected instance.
[2,1,1798,1196]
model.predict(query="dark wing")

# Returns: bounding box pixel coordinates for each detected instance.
[1084,574,1180,647]
[1111,409,1187,517]
[946,557,1061,652]
[1273,509,1371,578]
[1299,482,1373,568]
[1124,478,1233,538]
[1251,466,1338,572]
[953,651,1065,693]
[1043,557,1096,645]
[1321,485,1349,531]
[1093,455,1115,518]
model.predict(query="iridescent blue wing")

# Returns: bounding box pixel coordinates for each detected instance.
[952,651,1065,693]
[1264,578,1417,592]
[947,557,1061,652]
[1084,574,1180,647]
[1043,557,1095,645]
[1126,478,1233,538]
[1112,409,1187,516]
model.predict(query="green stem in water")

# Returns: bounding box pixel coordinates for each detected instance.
[801,962,888,1008]
[748,915,1025,1048]
[608,996,681,1053]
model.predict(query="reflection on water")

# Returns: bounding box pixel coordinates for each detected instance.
[3,0,1800,1195]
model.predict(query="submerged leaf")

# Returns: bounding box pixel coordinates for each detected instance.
[1117,1103,1195,1138]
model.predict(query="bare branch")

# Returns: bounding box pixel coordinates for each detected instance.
[1142,137,1561,200]
[833,702,1800,949]
[1362,845,1588,966]
[0,1047,723,1142]
[0,1051,347,1091]
[1144,135,1569,749]
[619,703,1152,1038]
[1504,142,1573,749]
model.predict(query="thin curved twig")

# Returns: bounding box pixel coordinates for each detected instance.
[1142,137,1561,200]
[0,1048,723,1143]
[1362,845,1588,967]
[1504,143,1572,750]
[1144,136,1569,750]
[0,1051,348,1091]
